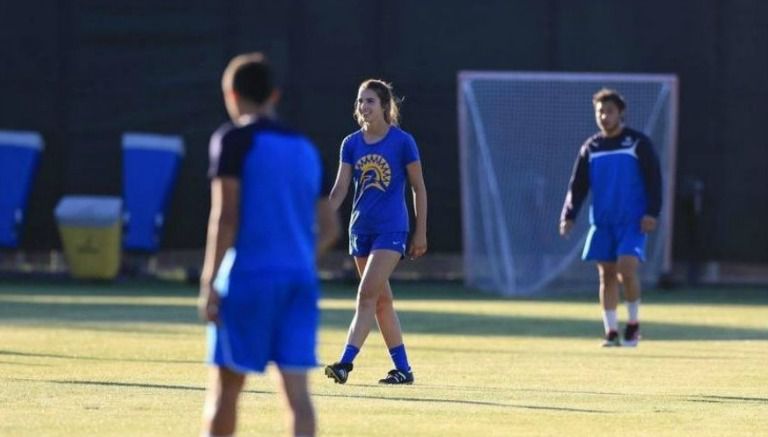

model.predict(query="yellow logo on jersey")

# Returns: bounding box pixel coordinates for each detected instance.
[355,154,391,194]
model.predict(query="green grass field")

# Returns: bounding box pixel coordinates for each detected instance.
[1,280,766,436]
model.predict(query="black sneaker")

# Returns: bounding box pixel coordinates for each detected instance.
[324,362,353,384]
[623,322,640,347]
[378,369,414,385]
[601,330,621,347]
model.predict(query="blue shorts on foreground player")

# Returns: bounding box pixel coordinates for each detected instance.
[207,269,319,373]
[582,223,647,262]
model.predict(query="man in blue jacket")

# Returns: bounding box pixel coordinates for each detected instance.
[560,88,662,347]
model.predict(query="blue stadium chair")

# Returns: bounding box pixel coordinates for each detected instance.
[0,130,44,248]
[122,132,184,252]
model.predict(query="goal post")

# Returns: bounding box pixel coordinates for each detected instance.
[458,71,678,296]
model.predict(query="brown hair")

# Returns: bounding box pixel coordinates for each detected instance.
[222,52,274,105]
[354,79,401,126]
[592,88,626,111]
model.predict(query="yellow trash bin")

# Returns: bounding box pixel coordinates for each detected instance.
[55,196,122,279]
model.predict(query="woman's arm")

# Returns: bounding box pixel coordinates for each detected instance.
[406,161,428,258]
[316,198,341,256]
[198,177,240,322]
[328,163,352,212]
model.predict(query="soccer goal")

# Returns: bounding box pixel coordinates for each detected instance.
[458,71,678,296]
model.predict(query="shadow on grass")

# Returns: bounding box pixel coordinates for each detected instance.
[691,395,768,404]
[317,391,611,413]
[1,298,766,341]
[44,379,213,392]
[0,300,196,324]
[2,279,766,306]
[407,346,751,361]
[323,308,768,341]
[0,360,52,367]
[18,379,768,410]
[28,379,610,414]
[0,350,199,364]
[327,281,768,306]
[0,279,195,298]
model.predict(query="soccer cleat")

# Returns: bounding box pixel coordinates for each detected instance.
[601,330,621,347]
[623,322,640,347]
[324,362,353,384]
[378,369,414,385]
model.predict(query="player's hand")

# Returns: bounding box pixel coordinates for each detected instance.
[197,283,220,324]
[408,232,428,259]
[640,215,658,233]
[559,220,574,238]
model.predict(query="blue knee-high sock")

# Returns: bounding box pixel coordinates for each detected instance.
[340,344,360,364]
[389,344,411,372]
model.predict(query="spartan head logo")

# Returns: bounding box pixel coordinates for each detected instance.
[355,154,392,196]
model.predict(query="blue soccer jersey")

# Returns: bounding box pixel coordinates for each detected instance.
[207,117,328,372]
[209,117,327,275]
[561,127,662,226]
[340,126,421,234]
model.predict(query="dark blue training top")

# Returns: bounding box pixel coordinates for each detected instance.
[209,117,328,275]
[561,127,662,226]
[340,126,421,234]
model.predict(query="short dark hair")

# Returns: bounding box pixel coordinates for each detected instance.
[592,88,626,111]
[223,52,274,104]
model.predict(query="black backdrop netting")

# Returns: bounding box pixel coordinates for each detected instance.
[0,1,766,261]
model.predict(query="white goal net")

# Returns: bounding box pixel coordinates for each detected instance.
[458,71,678,296]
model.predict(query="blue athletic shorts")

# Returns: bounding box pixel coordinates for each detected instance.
[349,232,408,257]
[206,270,319,373]
[582,224,647,262]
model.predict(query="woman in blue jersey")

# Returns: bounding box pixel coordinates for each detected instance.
[560,88,662,348]
[325,79,428,385]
